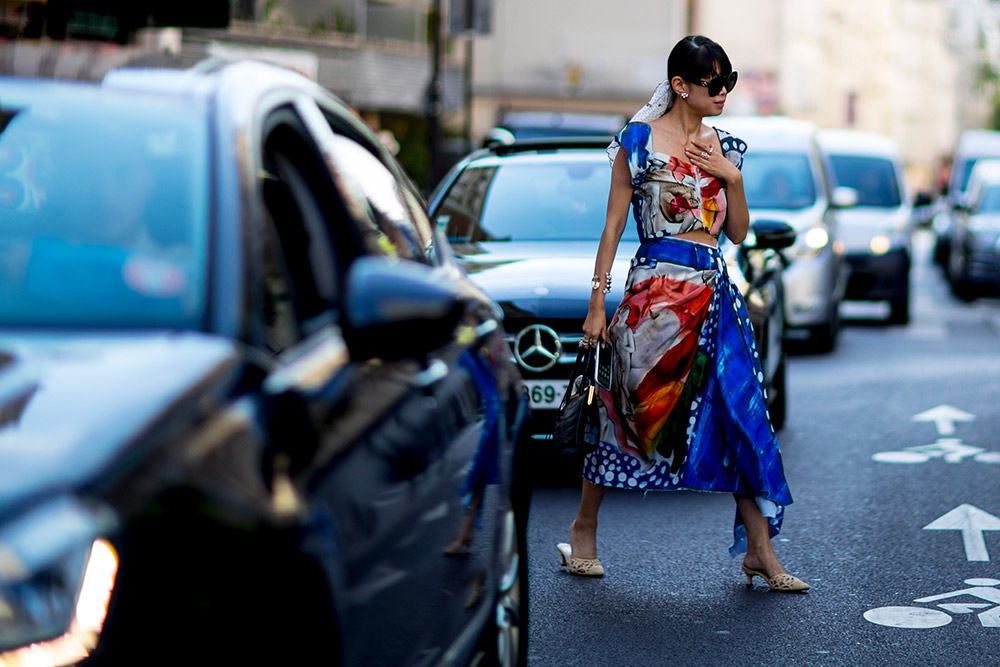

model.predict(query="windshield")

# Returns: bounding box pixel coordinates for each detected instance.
[828,155,901,207]
[0,96,209,329]
[436,158,638,241]
[742,152,817,209]
[977,185,1000,213]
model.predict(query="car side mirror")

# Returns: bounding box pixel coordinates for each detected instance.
[482,127,516,149]
[744,219,797,251]
[831,186,859,209]
[342,256,465,362]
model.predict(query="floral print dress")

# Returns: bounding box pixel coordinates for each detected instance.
[585,121,792,556]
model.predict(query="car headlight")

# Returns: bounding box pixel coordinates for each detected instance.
[869,235,891,255]
[0,498,118,667]
[789,225,830,258]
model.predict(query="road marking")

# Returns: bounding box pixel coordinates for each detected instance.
[912,405,976,436]
[865,579,1000,629]
[872,439,1000,465]
[863,606,952,628]
[923,505,1000,562]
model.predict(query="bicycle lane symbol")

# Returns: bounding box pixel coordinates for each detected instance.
[864,579,1000,629]
[872,438,1000,465]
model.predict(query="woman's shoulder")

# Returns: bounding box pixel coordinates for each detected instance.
[617,121,652,144]
[710,126,748,168]
[615,122,653,176]
[710,126,748,155]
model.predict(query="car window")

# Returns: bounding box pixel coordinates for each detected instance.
[436,159,636,242]
[976,184,1000,213]
[828,155,901,207]
[955,157,980,193]
[0,97,209,329]
[258,108,344,351]
[742,153,817,210]
[321,133,433,264]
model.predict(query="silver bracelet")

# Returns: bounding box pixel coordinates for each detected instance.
[591,272,612,294]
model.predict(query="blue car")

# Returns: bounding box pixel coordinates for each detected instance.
[0,61,526,666]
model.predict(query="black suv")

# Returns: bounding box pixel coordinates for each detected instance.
[429,137,795,457]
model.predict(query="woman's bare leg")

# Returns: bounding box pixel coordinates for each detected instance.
[569,479,607,559]
[734,494,787,577]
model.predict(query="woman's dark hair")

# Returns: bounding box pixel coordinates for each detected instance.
[667,35,732,83]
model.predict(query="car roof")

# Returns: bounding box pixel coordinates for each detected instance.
[709,115,817,151]
[0,73,208,114]
[968,159,1000,185]
[815,129,901,161]
[956,129,1000,155]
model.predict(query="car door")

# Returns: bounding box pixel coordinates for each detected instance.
[251,96,508,666]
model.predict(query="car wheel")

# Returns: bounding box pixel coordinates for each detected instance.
[478,507,528,667]
[808,305,840,353]
[888,278,910,324]
[768,358,787,432]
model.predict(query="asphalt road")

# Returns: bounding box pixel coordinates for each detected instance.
[525,230,1000,666]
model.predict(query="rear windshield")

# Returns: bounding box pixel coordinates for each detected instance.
[742,152,817,210]
[828,155,901,207]
[435,158,638,242]
[0,95,209,329]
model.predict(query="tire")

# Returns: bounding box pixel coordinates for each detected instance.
[888,280,910,324]
[476,432,531,667]
[768,358,787,432]
[477,507,528,667]
[808,305,840,353]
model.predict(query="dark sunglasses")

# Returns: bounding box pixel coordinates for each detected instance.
[691,71,738,97]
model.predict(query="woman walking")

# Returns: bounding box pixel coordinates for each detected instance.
[558,35,807,592]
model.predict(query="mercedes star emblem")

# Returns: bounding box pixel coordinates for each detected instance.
[513,324,562,372]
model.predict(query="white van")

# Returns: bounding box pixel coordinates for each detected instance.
[816,129,912,323]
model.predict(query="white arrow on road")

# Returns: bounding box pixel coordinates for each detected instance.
[912,405,975,436]
[923,504,1000,562]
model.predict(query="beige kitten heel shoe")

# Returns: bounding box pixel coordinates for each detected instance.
[741,563,809,592]
[556,542,604,578]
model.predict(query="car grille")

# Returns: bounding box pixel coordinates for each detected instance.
[502,318,585,378]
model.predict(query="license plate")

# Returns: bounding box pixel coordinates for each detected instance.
[523,379,569,409]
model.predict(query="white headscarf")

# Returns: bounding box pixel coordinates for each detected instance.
[606,78,675,166]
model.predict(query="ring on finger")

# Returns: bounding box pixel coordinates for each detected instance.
[701,150,709,158]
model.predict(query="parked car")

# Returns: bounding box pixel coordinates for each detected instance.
[946,159,1000,299]
[427,137,795,458]
[711,116,849,352]
[934,129,1000,268]
[0,61,527,666]
[816,129,913,323]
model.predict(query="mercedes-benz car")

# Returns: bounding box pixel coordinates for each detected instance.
[428,137,795,458]
[0,61,527,666]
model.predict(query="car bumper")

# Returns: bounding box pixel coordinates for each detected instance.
[782,252,843,328]
[845,247,910,301]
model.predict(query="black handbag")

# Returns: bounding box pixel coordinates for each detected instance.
[551,344,603,456]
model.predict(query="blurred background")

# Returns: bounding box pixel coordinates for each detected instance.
[0,0,996,191]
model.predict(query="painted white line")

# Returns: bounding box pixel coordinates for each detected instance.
[912,405,976,436]
[923,505,1000,562]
